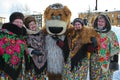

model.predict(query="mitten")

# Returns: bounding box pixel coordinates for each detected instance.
[91,37,98,48]
[31,49,43,56]
[109,54,119,70]
[111,54,119,62]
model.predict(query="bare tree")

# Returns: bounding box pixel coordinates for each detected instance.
[9,3,24,13]
[23,4,31,15]
[9,3,31,15]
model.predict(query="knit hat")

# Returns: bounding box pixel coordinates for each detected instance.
[72,18,84,26]
[9,12,24,23]
[24,16,36,28]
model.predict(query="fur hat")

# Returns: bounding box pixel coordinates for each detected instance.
[24,16,36,28]
[72,18,84,26]
[9,12,24,23]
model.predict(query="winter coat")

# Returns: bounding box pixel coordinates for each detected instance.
[25,28,47,79]
[63,26,98,80]
[0,23,27,80]
[91,14,120,80]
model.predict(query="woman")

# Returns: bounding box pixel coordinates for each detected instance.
[24,16,47,79]
[0,12,27,80]
[91,14,120,80]
[63,18,98,80]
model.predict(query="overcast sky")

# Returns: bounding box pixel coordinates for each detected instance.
[0,0,120,22]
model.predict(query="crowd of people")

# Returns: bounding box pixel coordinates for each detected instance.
[0,11,119,80]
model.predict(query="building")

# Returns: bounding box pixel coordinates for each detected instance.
[25,13,43,28]
[31,14,42,27]
[79,10,120,27]
[107,11,120,26]
[0,17,6,29]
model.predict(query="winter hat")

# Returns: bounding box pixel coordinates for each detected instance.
[72,18,84,26]
[9,12,24,23]
[24,16,36,29]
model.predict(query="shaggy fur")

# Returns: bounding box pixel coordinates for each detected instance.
[42,3,72,80]
[67,26,99,71]
[68,26,99,44]
[42,3,72,35]
[44,4,71,23]
[46,35,65,74]
[42,3,100,80]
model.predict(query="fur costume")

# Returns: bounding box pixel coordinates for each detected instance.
[42,3,72,80]
[42,3,99,80]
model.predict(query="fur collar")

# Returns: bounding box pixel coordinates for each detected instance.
[2,23,26,36]
[25,27,40,35]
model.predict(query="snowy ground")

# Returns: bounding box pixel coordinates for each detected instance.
[111,26,120,69]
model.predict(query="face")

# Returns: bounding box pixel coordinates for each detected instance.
[12,19,23,28]
[28,21,37,31]
[97,17,106,29]
[74,22,82,30]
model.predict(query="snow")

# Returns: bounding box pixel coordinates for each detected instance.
[111,26,120,44]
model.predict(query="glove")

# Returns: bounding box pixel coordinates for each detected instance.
[109,54,119,71]
[110,54,119,62]
[31,49,43,56]
[109,62,119,71]
[91,37,98,48]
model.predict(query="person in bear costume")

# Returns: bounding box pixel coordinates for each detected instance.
[42,3,99,80]
[42,3,72,80]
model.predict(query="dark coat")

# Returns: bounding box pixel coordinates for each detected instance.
[0,23,27,80]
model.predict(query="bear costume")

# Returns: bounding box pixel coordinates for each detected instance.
[42,3,99,80]
[42,3,72,80]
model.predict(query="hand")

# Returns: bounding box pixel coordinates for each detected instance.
[109,62,119,70]
[109,54,119,70]
[51,35,59,41]
[91,37,98,48]
[31,49,43,56]
[110,54,119,62]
